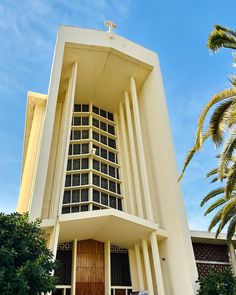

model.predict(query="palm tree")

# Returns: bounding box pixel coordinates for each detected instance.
[179,25,236,238]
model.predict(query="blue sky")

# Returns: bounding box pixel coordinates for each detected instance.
[0,0,235,230]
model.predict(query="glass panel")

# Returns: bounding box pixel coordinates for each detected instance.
[109,180,116,193]
[101,135,107,145]
[82,104,89,112]
[108,151,115,162]
[82,130,89,139]
[93,131,99,141]
[72,190,80,203]
[118,198,122,210]
[74,130,81,140]
[72,206,80,213]
[81,189,88,202]
[101,162,107,174]
[73,144,80,155]
[73,159,80,170]
[109,196,116,209]
[100,121,107,131]
[62,207,70,214]
[81,158,89,169]
[81,205,89,212]
[101,149,107,159]
[81,144,89,154]
[82,117,89,125]
[108,112,114,121]
[93,174,100,186]
[93,205,100,210]
[100,109,106,118]
[74,104,81,112]
[117,183,121,195]
[93,118,99,128]
[67,160,72,171]
[93,106,99,114]
[101,192,108,205]
[65,175,71,187]
[108,138,116,149]
[81,173,88,185]
[109,166,116,178]
[93,189,100,203]
[93,159,100,171]
[63,191,71,204]
[108,125,115,135]
[72,174,80,186]
[93,145,99,156]
[74,117,81,126]
[69,144,72,155]
[101,177,108,190]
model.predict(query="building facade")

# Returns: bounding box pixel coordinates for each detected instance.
[17,25,198,295]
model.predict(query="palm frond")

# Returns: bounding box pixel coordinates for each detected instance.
[225,162,236,198]
[227,214,236,240]
[200,187,225,206]
[208,25,236,52]
[204,198,226,215]
[206,167,218,178]
[208,208,223,231]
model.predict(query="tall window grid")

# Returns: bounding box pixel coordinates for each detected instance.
[62,103,123,214]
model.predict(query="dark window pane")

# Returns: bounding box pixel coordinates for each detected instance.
[101,178,108,190]
[101,162,107,174]
[101,149,107,159]
[82,117,89,125]
[100,109,106,118]
[100,121,107,131]
[108,125,115,135]
[93,106,99,114]
[109,196,116,209]
[71,206,80,213]
[116,154,118,164]
[82,104,89,112]
[69,144,72,155]
[81,173,88,185]
[93,174,100,186]
[81,205,88,212]
[65,175,71,187]
[93,159,100,171]
[73,144,80,155]
[63,191,70,204]
[101,135,107,145]
[93,132,99,141]
[109,166,116,178]
[74,117,81,126]
[74,104,81,112]
[109,152,115,162]
[116,169,119,179]
[117,183,121,195]
[81,158,89,169]
[74,130,81,140]
[81,189,88,202]
[82,144,89,154]
[67,160,72,171]
[72,190,80,203]
[62,207,70,214]
[82,130,89,139]
[101,192,108,205]
[72,174,80,186]
[70,131,73,140]
[93,189,100,203]
[73,159,80,170]
[109,180,116,193]
[108,138,116,149]
[93,205,100,210]
[108,112,114,121]
[118,198,122,210]
[93,118,99,128]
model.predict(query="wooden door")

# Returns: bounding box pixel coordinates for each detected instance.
[76,240,104,295]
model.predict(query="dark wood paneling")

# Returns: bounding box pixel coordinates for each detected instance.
[76,240,104,295]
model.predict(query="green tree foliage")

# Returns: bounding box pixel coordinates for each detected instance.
[179,25,236,239]
[197,268,236,295]
[0,212,56,295]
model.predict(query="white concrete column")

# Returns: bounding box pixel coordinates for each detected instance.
[130,76,153,221]
[88,102,93,211]
[228,242,236,275]
[128,248,139,291]
[114,113,128,212]
[71,239,77,295]
[134,244,144,290]
[17,102,45,213]
[124,92,144,218]
[105,241,111,295]
[119,103,136,215]
[142,239,154,295]
[150,232,165,295]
